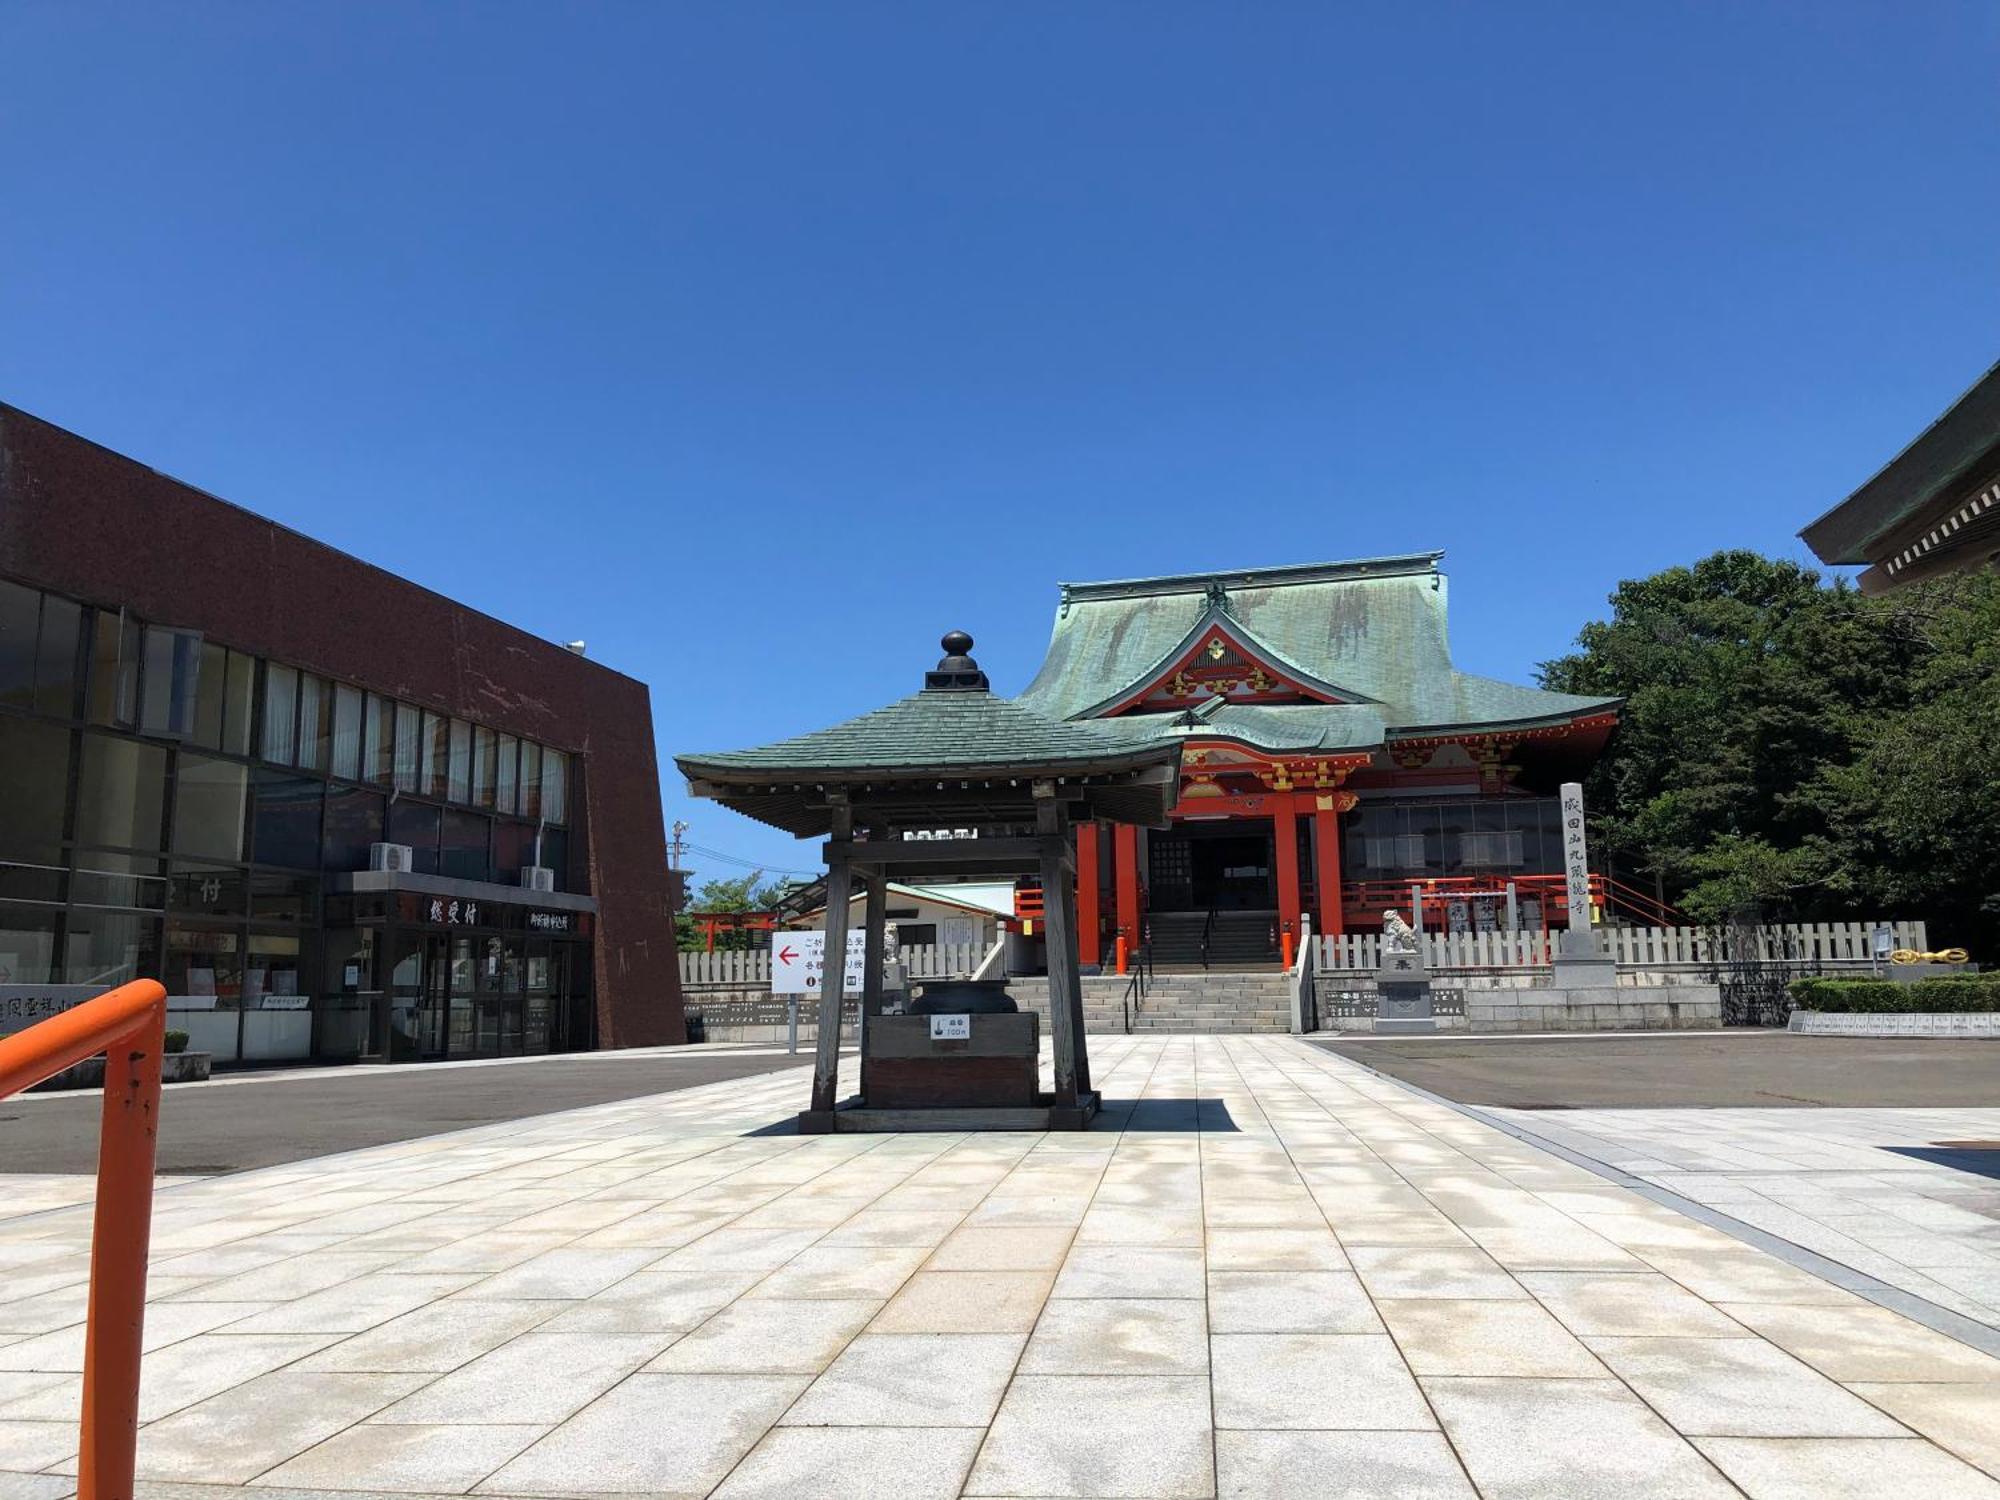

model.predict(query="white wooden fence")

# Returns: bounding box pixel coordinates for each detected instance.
[1314,920,1928,973]
[679,942,985,988]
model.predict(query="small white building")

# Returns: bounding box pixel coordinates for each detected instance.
[781,881,1015,952]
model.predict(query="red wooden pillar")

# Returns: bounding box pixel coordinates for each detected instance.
[1314,802,1345,937]
[1076,822,1102,967]
[1114,824,1141,958]
[1274,801,1301,961]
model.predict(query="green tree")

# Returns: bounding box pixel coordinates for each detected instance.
[674,870,802,951]
[1539,552,2000,954]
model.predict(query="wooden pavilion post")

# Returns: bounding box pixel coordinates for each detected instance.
[859,869,887,1102]
[1035,784,1081,1107]
[1314,801,1346,937]
[810,798,854,1116]
[1114,823,1141,967]
[1059,867,1091,1097]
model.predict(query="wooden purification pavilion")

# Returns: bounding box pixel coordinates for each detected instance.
[677,632,1183,1131]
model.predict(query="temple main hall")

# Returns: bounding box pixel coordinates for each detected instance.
[1015,553,1622,967]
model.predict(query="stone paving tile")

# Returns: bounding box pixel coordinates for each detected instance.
[1215,1429,1476,1499]
[783,1332,1024,1425]
[295,1298,562,1372]
[1714,1299,2000,1382]
[1020,1297,1209,1375]
[1205,1226,1347,1271]
[133,1371,427,1483]
[1050,1245,1205,1300]
[1211,1333,1432,1430]
[452,1248,660,1301]
[1516,1271,1750,1337]
[929,1224,1076,1271]
[1424,1376,1739,1500]
[1346,1244,1526,1300]
[747,1245,928,1301]
[480,1373,808,1498]
[0,1471,72,1499]
[712,1425,984,1499]
[257,1421,547,1492]
[968,1374,1214,1499]
[1691,1435,2000,1498]
[0,1419,75,1473]
[871,1271,1053,1333]
[646,1297,876,1375]
[373,1331,670,1424]
[1846,1381,2000,1478]
[1584,1335,1907,1438]
[1379,1298,1607,1377]
[1206,1270,1381,1333]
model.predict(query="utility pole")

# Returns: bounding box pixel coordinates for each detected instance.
[669,820,689,871]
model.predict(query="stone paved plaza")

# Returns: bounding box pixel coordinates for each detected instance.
[1492,1103,2000,1333]
[4,1036,2000,1498]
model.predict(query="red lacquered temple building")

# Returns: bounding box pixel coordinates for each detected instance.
[1016,554,1625,966]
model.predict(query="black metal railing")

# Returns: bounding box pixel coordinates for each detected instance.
[1121,944,1153,1034]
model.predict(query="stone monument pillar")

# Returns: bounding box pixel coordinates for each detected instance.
[1373,911,1437,1034]
[1552,781,1618,988]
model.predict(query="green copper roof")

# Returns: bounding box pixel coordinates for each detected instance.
[678,687,1181,778]
[1016,552,1618,736]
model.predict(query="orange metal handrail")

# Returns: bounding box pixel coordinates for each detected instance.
[0,978,167,1500]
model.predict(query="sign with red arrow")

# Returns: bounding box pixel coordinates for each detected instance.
[770,929,867,996]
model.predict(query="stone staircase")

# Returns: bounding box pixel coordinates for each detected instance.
[1006,970,1294,1034]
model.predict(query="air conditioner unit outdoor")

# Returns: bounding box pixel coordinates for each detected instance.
[520,865,556,892]
[368,842,416,873]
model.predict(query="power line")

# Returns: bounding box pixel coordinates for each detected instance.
[681,842,817,879]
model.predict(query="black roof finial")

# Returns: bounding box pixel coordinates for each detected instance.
[924,630,990,692]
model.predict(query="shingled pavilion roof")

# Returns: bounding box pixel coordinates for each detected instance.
[677,633,1184,837]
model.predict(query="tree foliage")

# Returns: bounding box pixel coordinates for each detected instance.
[674,870,802,951]
[1539,551,2000,955]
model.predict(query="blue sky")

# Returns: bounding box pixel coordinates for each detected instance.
[4,4,1997,882]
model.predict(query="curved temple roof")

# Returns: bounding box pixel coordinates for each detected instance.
[1016,552,1618,737]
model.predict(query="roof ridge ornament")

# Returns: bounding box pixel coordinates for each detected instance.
[1204,579,1235,617]
[923,630,990,693]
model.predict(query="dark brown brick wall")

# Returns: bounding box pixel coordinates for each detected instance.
[0,403,685,1047]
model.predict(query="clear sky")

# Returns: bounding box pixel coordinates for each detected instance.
[4,4,1997,882]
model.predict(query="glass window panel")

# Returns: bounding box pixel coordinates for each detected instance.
[88,611,139,727]
[0,716,72,859]
[168,864,246,916]
[472,726,497,808]
[538,828,569,892]
[165,922,242,1012]
[541,749,567,825]
[392,702,420,792]
[75,732,167,852]
[331,684,363,780]
[494,819,533,883]
[387,799,440,875]
[261,663,298,764]
[221,651,255,755]
[363,693,395,785]
[191,641,228,750]
[0,857,64,904]
[69,851,167,911]
[297,674,332,772]
[0,902,61,986]
[495,734,518,814]
[518,741,543,820]
[250,871,317,923]
[421,711,448,799]
[172,753,249,861]
[33,594,83,719]
[447,720,472,804]
[62,908,159,987]
[321,783,385,870]
[251,769,323,868]
[0,579,37,711]
[139,626,201,737]
[440,808,490,882]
